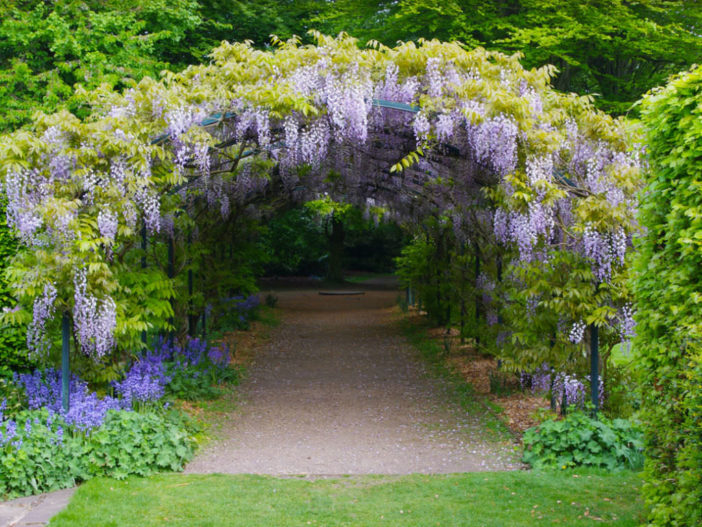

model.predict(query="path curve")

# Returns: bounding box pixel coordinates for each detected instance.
[186,289,519,475]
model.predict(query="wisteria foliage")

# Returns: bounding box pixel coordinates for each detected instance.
[0,33,640,361]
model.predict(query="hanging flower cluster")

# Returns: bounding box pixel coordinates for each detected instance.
[73,269,116,358]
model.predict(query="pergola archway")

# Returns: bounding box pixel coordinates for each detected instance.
[0,33,640,411]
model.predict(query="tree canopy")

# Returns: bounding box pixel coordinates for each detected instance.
[0,0,208,133]
[312,0,702,114]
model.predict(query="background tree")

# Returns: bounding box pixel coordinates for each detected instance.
[0,0,204,132]
[313,0,702,114]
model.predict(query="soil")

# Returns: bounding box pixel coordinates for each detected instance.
[185,287,521,476]
[418,315,553,436]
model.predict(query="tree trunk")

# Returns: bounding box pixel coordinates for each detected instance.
[326,215,345,282]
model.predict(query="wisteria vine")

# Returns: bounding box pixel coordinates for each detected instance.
[0,33,640,363]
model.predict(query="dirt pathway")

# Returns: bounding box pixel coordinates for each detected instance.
[185,289,520,475]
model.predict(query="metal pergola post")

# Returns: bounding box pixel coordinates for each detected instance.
[141,220,147,345]
[590,323,600,416]
[61,312,70,412]
[187,232,196,337]
[168,235,175,344]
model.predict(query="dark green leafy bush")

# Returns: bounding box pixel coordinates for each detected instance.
[83,410,197,480]
[0,409,88,497]
[522,412,644,470]
[0,408,197,499]
[0,201,32,379]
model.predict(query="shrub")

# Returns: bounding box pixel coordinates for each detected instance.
[215,294,261,331]
[635,65,702,526]
[522,412,644,470]
[0,337,232,499]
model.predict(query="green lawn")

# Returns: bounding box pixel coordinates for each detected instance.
[51,470,644,526]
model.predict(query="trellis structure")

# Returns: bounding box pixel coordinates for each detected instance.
[0,33,641,412]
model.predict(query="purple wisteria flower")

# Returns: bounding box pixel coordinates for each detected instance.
[553,372,586,408]
[569,321,586,344]
[97,209,119,243]
[73,269,116,358]
[619,303,636,341]
[529,364,553,394]
[26,282,57,355]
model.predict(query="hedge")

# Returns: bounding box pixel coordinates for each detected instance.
[0,200,30,378]
[635,65,702,526]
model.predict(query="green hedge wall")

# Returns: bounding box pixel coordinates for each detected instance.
[0,201,30,377]
[635,65,702,526]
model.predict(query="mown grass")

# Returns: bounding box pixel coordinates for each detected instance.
[51,470,644,526]
[344,272,394,284]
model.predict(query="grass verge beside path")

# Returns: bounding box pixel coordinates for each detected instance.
[51,470,644,526]
[400,316,511,439]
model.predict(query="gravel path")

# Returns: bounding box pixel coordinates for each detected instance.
[185,289,520,475]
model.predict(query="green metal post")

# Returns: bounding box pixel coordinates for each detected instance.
[202,306,207,341]
[168,236,175,344]
[141,220,147,345]
[590,324,599,416]
[61,312,70,412]
[474,242,481,346]
[187,232,196,337]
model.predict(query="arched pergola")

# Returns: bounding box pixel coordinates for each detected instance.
[0,33,641,411]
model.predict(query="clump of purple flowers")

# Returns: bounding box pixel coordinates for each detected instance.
[2,337,231,440]
[521,363,552,393]
[13,369,123,432]
[112,336,229,406]
[112,350,171,406]
[0,415,20,450]
[552,372,586,408]
[521,366,604,411]
[149,336,230,369]
[231,294,260,321]
[219,294,260,329]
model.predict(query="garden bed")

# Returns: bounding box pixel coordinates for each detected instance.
[411,313,553,436]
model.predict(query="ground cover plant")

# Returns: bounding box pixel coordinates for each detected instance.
[50,471,644,526]
[522,412,644,470]
[0,336,237,499]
